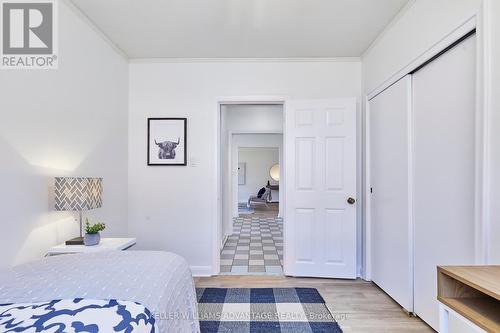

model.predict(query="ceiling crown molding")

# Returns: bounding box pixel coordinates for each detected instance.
[128,57,361,64]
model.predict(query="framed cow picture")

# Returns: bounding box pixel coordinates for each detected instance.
[147,118,187,166]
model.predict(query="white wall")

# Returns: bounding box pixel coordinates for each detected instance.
[0,1,128,268]
[128,60,361,274]
[238,148,279,203]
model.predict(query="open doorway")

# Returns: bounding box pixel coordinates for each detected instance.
[218,104,284,275]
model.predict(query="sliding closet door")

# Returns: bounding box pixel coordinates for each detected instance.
[370,76,413,312]
[413,34,476,330]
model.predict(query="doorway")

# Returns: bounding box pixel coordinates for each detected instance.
[215,97,358,279]
[218,104,285,275]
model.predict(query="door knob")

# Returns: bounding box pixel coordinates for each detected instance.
[347,197,356,205]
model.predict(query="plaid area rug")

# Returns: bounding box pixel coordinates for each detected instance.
[196,288,343,333]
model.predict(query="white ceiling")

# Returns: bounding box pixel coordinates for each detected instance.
[69,0,409,59]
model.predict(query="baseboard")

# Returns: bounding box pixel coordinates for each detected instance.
[190,265,213,277]
[221,235,228,250]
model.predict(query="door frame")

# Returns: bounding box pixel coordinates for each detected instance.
[364,15,491,280]
[213,96,290,276]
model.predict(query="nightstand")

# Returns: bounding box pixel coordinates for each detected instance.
[46,238,136,256]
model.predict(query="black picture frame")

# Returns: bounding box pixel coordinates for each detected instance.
[147,118,187,166]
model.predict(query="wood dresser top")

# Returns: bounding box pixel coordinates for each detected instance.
[438,266,500,332]
[438,266,500,301]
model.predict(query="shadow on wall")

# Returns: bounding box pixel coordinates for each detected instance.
[0,132,125,268]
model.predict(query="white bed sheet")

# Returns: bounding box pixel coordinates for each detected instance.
[0,250,200,333]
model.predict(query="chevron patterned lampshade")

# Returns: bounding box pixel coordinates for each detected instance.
[54,177,103,211]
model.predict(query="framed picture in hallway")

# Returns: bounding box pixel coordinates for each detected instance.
[238,163,246,185]
[147,118,187,166]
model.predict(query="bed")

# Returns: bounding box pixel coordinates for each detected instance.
[0,251,200,333]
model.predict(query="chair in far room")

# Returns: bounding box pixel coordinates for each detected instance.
[247,187,272,208]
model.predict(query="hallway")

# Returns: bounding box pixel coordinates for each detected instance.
[220,207,283,275]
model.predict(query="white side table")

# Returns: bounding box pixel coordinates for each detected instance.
[46,238,136,256]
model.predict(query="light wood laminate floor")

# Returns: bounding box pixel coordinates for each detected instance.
[195,275,434,333]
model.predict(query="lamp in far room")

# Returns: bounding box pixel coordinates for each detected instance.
[54,177,103,245]
[269,164,280,182]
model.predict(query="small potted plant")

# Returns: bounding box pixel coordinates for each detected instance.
[84,219,106,246]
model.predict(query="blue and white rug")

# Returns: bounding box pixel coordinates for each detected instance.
[197,288,342,333]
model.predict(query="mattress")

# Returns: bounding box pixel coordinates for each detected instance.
[0,250,200,333]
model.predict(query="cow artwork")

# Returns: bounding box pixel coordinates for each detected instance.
[148,118,187,166]
[155,138,180,159]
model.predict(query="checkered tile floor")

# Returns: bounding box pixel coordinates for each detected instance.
[220,216,283,275]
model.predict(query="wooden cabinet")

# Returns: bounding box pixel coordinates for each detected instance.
[438,266,500,333]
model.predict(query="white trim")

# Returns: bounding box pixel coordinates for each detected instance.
[363,97,372,281]
[238,147,281,151]
[213,96,289,276]
[229,131,237,221]
[229,130,283,135]
[213,102,222,276]
[282,101,292,277]
[128,57,361,64]
[477,0,492,264]
[190,266,213,277]
[367,16,477,100]
[218,96,287,104]
[474,7,486,264]
[361,0,417,58]
[221,235,228,251]
[60,0,128,60]
[407,75,415,312]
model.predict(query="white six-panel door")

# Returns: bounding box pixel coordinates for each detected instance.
[285,98,357,279]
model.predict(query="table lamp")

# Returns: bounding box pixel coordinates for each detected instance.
[54,177,103,245]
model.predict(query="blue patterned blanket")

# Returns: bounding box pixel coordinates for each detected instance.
[0,298,157,333]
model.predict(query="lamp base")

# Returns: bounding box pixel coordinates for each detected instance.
[65,237,84,245]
